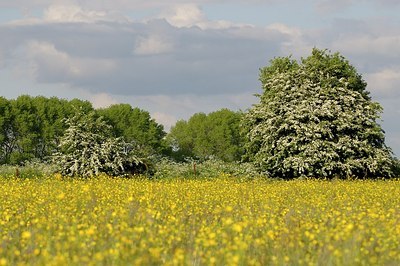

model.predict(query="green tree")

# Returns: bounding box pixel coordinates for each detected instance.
[33,96,66,158]
[0,95,94,165]
[0,97,14,164]
[97,104,167,156]
[8,95,41,163]
[168,109,243,162]
[168,113,206,160]
[243,48,394,179]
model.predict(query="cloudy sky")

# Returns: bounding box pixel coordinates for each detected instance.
[0,0,399,156]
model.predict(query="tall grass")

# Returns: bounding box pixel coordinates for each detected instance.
[0,161,57,179]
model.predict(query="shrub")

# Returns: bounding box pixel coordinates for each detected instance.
[243,49,395,179]
[52,111,147,178]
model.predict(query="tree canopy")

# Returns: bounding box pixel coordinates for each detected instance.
[167,109,244,162]
[97,104,167,156]
[0,95,93,164]
[0,96,166,165]
[243,48,395,179]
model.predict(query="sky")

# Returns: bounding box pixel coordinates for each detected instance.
[0,0,399,156]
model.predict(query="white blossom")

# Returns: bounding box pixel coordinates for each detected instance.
[243,49,394,179]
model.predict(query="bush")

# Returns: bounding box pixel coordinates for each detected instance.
[52,111,147,178]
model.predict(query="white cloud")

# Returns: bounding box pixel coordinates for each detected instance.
[366,68,400,97]
[1,16,282,95]
[156,4,251,29]
[44,4,89,22]
[1,0,399,16]
[20,41,117,83]
[134,35,174,55]
[89,92,119,108]
[267,23,302,37]
[160,4,205,28]
[27,40,77,75]
[152,112,177,131]
[0,1,283,10]
[266,23,312,57]
[6,3,130,25]
[43,4,130,23]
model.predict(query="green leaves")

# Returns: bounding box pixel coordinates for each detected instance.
[243,48,395,179]
[0,95,94,164]
[97,104,167,156]
[167,109,244,162]
[0,97,165,170]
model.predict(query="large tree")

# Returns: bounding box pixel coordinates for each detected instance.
[168,109,244,162]
[0,95,94,164]
[97,104,167,156]
[243,48,395,179]
[0,97,14,164]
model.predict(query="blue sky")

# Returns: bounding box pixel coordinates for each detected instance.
[0,0,399,156]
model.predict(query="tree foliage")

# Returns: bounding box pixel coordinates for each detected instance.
[0,95,93,165]
[243,48,395,179]
[0,97,13,164]
[0,96,167,168]
[52,111,144,178]
[168,109,244,162]
[97,104,167,156]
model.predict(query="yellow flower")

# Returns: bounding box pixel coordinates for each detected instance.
[21,231,31,239]
[149,248,161,258]
[267,230,275,240]
[232,224,242,233]
[225,206,233,212]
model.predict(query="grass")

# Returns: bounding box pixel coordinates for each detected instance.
[0,176,399,265]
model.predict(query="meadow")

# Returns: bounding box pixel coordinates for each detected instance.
[0,176,399,265]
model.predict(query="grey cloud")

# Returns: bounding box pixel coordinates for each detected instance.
[2,1,399,20]
[0,19,289,95]
[0,1,282,10]
[2,13,399,99]
[309,18,400,72]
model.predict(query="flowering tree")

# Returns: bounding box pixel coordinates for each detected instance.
[52,111,144,178]
[242,49,395,179]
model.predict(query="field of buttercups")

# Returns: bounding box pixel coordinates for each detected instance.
[1,177,399,265]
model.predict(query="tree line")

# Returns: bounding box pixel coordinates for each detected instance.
[0,95,243,166]
[0,96,167,165]
[1,48,399,178]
